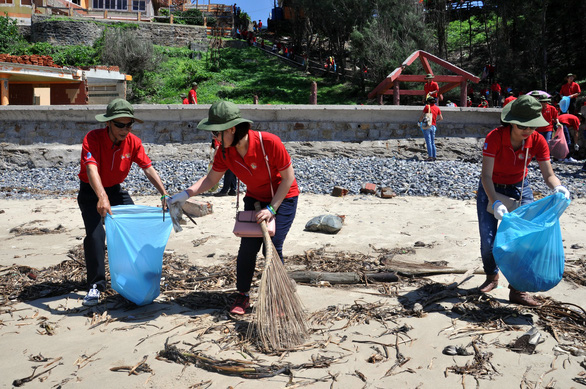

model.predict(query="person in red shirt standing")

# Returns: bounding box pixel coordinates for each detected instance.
[77,99,168,306]
[531,92,560,143]
[490,80,502,107]
[423,73,439,103]
[503,91,516,107]
[560,73,581,114]
[167,101,299,315]
[418,96,443,161]
[476,95,570,306]
[189,82,198,104]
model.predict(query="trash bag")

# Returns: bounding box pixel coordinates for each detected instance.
[105,205,173,306]
[549,125,569,160]
[559,96,570,114]
[493,193,571,292]
[305,214,343,234]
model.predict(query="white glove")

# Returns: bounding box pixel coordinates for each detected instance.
[493,200,509,220]
[554,185,570,200]
[168,190,190,206]
[574,144,580,151]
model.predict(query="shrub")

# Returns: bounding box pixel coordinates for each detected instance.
[0,13,28,54]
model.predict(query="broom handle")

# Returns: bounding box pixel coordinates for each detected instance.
[254,202,273,243]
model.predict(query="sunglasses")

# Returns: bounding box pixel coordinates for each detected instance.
[516,125,535,130]
[112,120,134,129]
[211,130,222,137]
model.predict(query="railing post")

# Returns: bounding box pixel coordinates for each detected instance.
[309,81,317,105]
[104,9,108,19]
[170,14,173,24]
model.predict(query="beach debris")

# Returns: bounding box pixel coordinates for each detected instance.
[564,258,586,287]
[509,326,541,354]
[110,355,152,375]
[12,363,62,387]
[9,224,66,236]
[157,339,343,378]
[182,198,213,218]
[442,345,472,356]
[536,299,586,345]
[445,340,499,380]
[330,186,348,197]
[380,187,397,198]
[304,214,344,234]
[289,270,398,284]
[359,183,377,194]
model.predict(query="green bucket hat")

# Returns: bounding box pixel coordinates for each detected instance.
[425,73,434,79]
[197,101,252,132]
[529,91,550,103]
[501,95,548,127]
[95,98,143,123]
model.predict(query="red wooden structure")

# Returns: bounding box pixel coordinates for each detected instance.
[368,50,480,105]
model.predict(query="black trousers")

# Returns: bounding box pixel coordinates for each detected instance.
[220,169,237,192]
[77,181,133,292]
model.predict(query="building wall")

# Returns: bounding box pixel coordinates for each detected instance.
[0,104,501,145]
[0,0,33,23]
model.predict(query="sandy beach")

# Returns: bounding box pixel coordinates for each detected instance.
[1,193,586,388]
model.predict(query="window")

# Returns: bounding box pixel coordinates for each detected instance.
[22,0,32,5]
[132,0,144,11]
[0,0,14,4]
[93,0,127,10]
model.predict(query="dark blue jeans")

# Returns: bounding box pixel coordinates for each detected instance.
[476,179,534,275]
[77,182,134,292]
[236,196,298,293]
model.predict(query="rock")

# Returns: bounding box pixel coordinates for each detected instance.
[304,214,344,234]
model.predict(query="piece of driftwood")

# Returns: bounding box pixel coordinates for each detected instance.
[288,271,398,284]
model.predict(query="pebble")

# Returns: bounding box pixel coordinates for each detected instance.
[0,157,585,200]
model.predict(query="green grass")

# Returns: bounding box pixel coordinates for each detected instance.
[138,45,364,105]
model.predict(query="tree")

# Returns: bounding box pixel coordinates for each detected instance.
[0,13,27,54]
[350,0,432,91]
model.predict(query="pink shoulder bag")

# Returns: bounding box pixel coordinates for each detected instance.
[232,132,276,237]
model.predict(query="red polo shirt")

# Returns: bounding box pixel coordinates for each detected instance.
[212,130,299,202]
[78,127,152,188]
[483,126,549,184]
[503,96,516,107]
[424,81,439,97]
[423,104,442,126]
[560,82,580,97]
[558,113,580,132]
[189,88,197,104]
[535,104,558,133]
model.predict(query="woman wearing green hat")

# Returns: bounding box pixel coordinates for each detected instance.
[476,95,570,306]
[168,101,299,315]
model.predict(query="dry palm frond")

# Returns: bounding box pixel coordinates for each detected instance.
[247,203,308,352]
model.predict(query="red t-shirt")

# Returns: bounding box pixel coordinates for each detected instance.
[189,89,197,104]
[536,104,558,133]
[423,104,442,125]
[503,96,517,107]
[424,81,439,97]
[558,113,580,131]
[212,131,299,202]
[182,97,189,104]
[491,83,501,92]
[78,128,152,188]
[560,82,581,97]
[483,126,549,184]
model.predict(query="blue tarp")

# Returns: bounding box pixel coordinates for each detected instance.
[494,193,571,292]
[105,205,172,306]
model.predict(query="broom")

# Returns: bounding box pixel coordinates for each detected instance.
[246,202,308,352]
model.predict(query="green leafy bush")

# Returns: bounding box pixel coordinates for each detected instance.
[0,13,28,54]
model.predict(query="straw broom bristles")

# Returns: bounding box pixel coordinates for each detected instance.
[247,203,308,352]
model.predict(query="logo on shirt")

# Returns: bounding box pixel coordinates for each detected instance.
[121,153,131,160]
[483,143,488,150]
[86,152,92,159]
[250,163,257,170]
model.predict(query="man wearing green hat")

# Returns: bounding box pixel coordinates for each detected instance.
[189,82,198,105]
[77,98,168,306]
[476,94,570,306]
[531,92,561,143]
[560,73,581,114]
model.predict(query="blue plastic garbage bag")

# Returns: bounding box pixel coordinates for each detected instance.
[559,96,571,114]
[493,193,571,292]
[105,205,172,306]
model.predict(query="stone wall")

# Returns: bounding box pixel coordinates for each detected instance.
[30,15,208,47]
[0,104,502,146]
